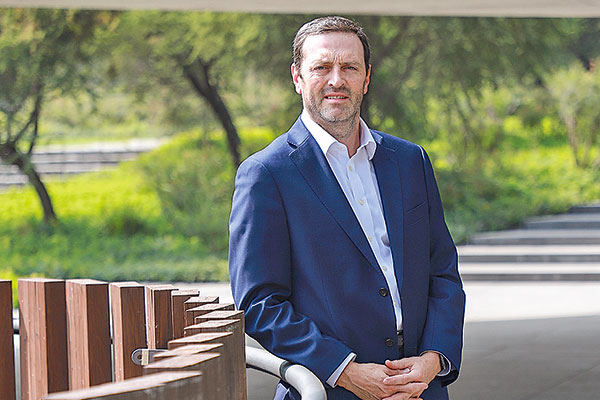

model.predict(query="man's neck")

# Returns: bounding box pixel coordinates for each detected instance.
[312,114,361,157]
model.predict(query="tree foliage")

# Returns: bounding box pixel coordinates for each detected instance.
[0,8,115,222]
[108,11,273,167]
[547,62,600,168]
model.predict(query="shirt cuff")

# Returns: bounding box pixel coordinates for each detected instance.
[326,352,357,387]
[420,350,452,377]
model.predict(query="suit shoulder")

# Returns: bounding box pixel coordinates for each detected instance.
[240,133,290,170]
[373,130,424,156]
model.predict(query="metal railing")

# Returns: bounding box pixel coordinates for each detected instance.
[245,346,326,400]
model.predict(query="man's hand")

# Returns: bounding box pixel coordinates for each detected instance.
[381,352,441,400]
[336,361,428,400]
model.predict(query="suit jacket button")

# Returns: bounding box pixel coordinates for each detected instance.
[379,288,388,297]
[385,338,395,347]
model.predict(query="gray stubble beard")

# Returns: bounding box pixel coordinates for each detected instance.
[305,90,364,142]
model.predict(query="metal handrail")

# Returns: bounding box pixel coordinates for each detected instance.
[246,346,327,400]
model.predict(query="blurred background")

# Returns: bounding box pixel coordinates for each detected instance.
[1,8,599,288]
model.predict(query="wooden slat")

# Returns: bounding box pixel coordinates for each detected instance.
[183,296,219,310]
[153,343,223,362]
[0,280,15,398]
[194,310,244,324]
[171,290,199,339]
[185,303,234,329]
[66,279,111,389]
[187,320,247,400]
[110,282,146,381]
[43,371,203,400]
[167,332,237,399]
[146,285,176,349]
[144,353,223,400]
[168,332,233,350]
[183,296,219,328]
[19,278,69,399]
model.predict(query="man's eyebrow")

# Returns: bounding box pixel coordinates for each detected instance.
[309,55,362,66]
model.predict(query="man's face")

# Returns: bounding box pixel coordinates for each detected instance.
[291,32,371,127]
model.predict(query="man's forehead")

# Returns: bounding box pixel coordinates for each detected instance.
[301,32,364,64]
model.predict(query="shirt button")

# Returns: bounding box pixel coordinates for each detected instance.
[348,165,353,171]
[382,266,388,272]
[385,338,395,347]
[359,199,365,205]
[379,288,388,297]
[367,235,373,241]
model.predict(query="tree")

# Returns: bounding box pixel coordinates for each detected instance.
[109,12,270,167]
[0,8,114,222]
[547,62,600,168]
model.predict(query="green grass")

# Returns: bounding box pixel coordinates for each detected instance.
[0,162,229,301]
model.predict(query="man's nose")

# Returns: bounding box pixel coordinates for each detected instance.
[328,66,344,87]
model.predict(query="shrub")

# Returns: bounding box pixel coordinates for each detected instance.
[137,128,275,253]
[138,132,235,253]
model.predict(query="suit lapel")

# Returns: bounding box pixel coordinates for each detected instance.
[371,131,405,290]
[287,119,380,270]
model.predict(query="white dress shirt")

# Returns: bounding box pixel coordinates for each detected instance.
[301,111,403,386]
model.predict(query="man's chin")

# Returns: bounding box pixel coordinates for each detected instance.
[320,112,356,124]
[317,107,355,123]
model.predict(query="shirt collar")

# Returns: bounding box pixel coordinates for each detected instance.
[301,110,377,160]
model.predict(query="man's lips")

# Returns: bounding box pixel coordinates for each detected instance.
[323,93,349,100]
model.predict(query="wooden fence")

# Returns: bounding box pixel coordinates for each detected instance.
[0,279,247,400]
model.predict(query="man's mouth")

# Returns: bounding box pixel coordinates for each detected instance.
[324,94,349,100]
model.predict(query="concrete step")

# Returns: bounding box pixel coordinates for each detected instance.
[524,213,600,230]
[569,203,600,214]
[0,152,139,173]
[459,262,600,281]
[458,245,600,263]
[0,163,119,176]
[30,152,139,164]
[0,176,28,186]
[470,229,600,245]
[0,138,165,189]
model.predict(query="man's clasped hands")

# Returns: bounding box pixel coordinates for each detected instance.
[337,352,441,400]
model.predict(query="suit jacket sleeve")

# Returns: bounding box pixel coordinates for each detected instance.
[228,157,354,382]
[418,147,466,386]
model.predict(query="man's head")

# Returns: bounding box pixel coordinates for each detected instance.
[291,16,371,134]
[292,16,370,72]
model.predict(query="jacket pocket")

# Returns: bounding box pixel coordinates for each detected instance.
[404,202,426,226]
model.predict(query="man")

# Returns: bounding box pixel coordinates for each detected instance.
[229,16,465,400]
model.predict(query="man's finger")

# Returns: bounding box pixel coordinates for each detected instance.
[386,358,414,370]
[384,366,410,376]
[383,378,428,393]
[383,369,425,385]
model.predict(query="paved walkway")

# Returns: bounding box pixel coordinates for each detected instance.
[178,281,600,399]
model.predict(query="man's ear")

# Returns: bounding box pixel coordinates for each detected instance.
[363,64,372,95]
[291,63,302,95]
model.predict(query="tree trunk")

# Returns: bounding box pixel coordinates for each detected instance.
[0,142,57,223]
[182,58,241,167]
[564,116,584,168]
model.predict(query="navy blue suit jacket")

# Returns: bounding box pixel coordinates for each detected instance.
[229,118,465,399]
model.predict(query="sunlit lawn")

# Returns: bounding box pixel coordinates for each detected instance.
[0,164,229,304]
